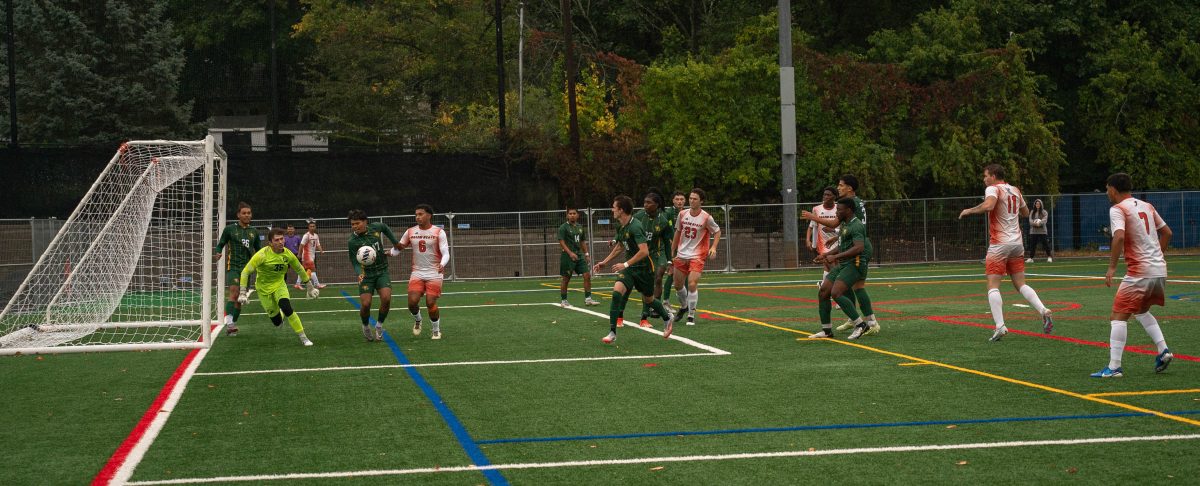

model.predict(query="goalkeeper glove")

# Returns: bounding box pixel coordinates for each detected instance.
[306,280,319,299]
[237,289,249,305]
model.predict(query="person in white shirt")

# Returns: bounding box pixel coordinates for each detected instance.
[397,204,451,340]
[959,164,1054,341]
[670,188,721,326]
[296,219,327,289]
[1091,173,1174,378]
[805,187,840,283]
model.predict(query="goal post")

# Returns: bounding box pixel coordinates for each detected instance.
[0,137,227,355]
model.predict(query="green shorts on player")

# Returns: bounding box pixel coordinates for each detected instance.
[616,266,657,296]
[560,253,588,276]
[827,256,869,287]
[358,273,392,295]
[558,220,588,276]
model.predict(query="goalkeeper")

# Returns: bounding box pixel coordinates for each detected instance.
[239,228,320,346]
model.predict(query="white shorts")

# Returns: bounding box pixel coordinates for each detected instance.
[985,243,1025,275]
[1113,276,1166,314]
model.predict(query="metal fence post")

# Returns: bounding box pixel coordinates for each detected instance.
[445,213,457,280]
[922,200,928,262]
[1182,192,1187,248]
[586,207,595,269]
[723,204,732,272]
[517,211,525,277]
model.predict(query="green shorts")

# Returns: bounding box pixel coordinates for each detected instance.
[616,266,655,296]
[226,265,245,286]
[559,253,589,276]
[826,257,869,287]
[358,272,391,295]
[256,285,292,317]
[649,253,669,274]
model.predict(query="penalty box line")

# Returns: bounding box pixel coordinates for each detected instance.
[123,433,1200,484]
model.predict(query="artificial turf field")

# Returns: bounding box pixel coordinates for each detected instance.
[4,257,1200,485]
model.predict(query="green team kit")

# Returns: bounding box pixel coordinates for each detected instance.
[632,209,673,271]
[612,217,656,294]
[216,223,262,285]
[348,222,400,294]
[828,217,872,286]
[557,221,587,276]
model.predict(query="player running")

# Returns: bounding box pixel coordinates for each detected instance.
[634,191,675,327]
[1091,173,1174,378]
[238,228,320,346]
[298,219,327,289]
[213,202,261,336]
[348,209,403,342]
[399,204,451,340]
[594,195,675,343]
[808,198,874,339]
[670,188,721,326]
[557,207,598,308]
[958,164,1054,341]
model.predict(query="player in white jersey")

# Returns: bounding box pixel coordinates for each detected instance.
[296,219,327,289]
[805,187,840,283]
[959,164,1053,341]
[670,188,721,325]
[398,204,451,340]
[1091,173,1174,378]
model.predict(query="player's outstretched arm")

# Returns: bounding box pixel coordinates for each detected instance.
[959,196,997,219]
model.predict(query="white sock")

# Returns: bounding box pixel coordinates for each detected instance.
[1134,313,1168,353]
[676,287,689,310]
[225,314,234,325]
[431,318,440,332]
[310,272,320,286]
[411,310,422,322]
[987,289,1005,328]
[1109,320,1128,369]
[1018,285,1048,315]
[821,270,829,283]
[687,290,698,316]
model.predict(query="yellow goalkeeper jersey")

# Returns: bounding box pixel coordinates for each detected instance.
[241,247,308,293]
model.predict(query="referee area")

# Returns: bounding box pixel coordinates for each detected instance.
[5,257,1199,484]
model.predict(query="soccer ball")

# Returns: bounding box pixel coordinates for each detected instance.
[356,246,378,266]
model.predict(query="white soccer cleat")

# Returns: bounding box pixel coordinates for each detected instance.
[362,325,374,342]
[374,325,384,341]
[225,323,239,336]
[584,297,600,306]
[847,323,869,340]
[412,320,422,336]
[298,333,314,347]
[807,329,834,339]
[1025,258,1033,263]
[560,300,571,308]
[835,319,856,332]
[864,320,881,336]
[431,330,442,340]
[1047,257,1053,263]
[602,331,617,344]
[989,325,1009,342]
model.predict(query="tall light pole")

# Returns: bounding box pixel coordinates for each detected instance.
[518,1,524,120]
[6,0,17,148]
[779,0,799,268]
[495,0,506,132]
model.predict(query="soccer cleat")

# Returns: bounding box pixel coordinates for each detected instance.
[639,318,652,328]
[1042,310,1054,334]
[807,329,834,339]
[362,325,374,342]
[560,300,571,308]
[616,320,624,328]
[864,320,881,336]
[225,324,239,336]
[412,320,422,336]
[835,319,856,332]
[686,315,696,326]
[847,323,871,340]
[663,311,679,338]
[1090,366,1123,378]
[1025,258,1033,263]
[1047,257,1053,263]
[374,325,384,341]
[989,325,1008,342]
[431,330,442,340]
[298,333,314,347]
[1155,349,1173,373]
[293,284,303,290]
[602,331,617,344]
[584,297,600,306]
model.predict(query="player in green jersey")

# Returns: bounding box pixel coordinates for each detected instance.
[634,191,675,327]
[213,202,262,336]
[238,228,319,346]
[557,207,598,307]
[808,198,875,340]
[348,209,403,342]
[661,191,686,298]
[593,195,675,344]
[802,174,878,334]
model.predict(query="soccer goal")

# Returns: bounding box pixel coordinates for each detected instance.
[0,137,227,355]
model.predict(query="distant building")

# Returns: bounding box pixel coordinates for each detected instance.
[207,115,329,152]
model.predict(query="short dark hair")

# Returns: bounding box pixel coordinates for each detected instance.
[236,201,251,211]
[415,203,434,216]
[348,209,368,221]
[984,164,1006,180]
[1106,173,1133,193]
[285,223,295,228]
[690,187,707,202]
[822,186,837,198]
[613,195,634,214]
[672,191,686,199]
[836,197,856,209]
[643,190,664,207]
[566,207,578,214]
[839,175,858,192]
[269,227,286,239]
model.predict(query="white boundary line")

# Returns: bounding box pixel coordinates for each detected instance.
[562,306,730,355]
[111,348,212,485]
[124,433,1200,484]
[194,352,724,376]
[1026,272,1200,284]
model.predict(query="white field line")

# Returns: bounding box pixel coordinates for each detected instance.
[194,352,724,376]
[124,433,1200,485]
[1025,273,1200,284]
[562,306,730,355]
[241,302,557,316]
[111,347,212,486]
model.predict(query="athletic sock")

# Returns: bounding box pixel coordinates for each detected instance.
[310,272,320,286]
[411,309,422,323]
[1134,313,1168,353]
[1018,285,1048,314]
[1109,320,1128,369]
[676,287,689,311]
[687,290,698,316]
[608,291,627,332]
[649,299,670,322]
[561,292,568,301]
[987,289,1005,328]
[231,306,241,323]
[224,301,235,324]
[431,318,441,332]
[585,291,592,299]
[834,294,860,321]
[360,313,370,326]
[287,313,304,333]
[377,309,388,326]
[819,297,832,324]
[853,288,874,319]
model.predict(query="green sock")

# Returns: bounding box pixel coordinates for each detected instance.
[835,294,860,321]
[585,291,592,298]
[561,293,568,301]
[664,273,674,292]
[225,301,235,319]
[819,298,832,325]
[608,291,627,331]
[854,288,874,318]
[845,289,858,306]
[287,313,304,333]
[377,309,388,324]
[648,299,670,321]
[231,305,241,322]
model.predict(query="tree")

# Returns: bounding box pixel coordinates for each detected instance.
[0,0,193,145]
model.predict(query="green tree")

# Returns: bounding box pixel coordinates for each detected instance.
[0,0,193,145]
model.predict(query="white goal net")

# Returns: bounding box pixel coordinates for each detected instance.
[0,137,225,354]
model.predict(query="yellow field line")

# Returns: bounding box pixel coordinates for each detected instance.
[1087,389,1200,398]
[898,362,933,366]
[701,309,1200,428]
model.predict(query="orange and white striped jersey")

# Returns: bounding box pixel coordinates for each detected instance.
[808,204,839,251]
[675,209,720,260]
[1109,197,1168,278]
[985,183,1026,245]
[400,225,450,280]
[299,232,321,262]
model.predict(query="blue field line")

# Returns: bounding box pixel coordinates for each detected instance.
[476,410,1200,445]
[340,291,508,486]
